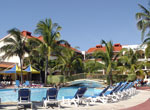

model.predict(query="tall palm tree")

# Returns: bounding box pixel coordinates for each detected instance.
[53,47,83,77]
[0,28,28,84]
[136,3,150,75]
[24,38,46,82]
[94,40,119,86]
[136,4,150,41]
[34,18,62,85]
[118,49,139,74]
[31,18,70,85]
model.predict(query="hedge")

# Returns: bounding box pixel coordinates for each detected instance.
[47,73,137,84]
[107,74,137,84]
[127,74,136,81]
[47,75,66,84]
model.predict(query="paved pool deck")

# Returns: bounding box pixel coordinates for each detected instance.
[0,89,150,110]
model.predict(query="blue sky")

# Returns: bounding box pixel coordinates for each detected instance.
[0,0,148,51]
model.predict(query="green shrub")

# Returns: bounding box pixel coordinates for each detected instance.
[68,73,87,81]
[47,75,65,84]
[106,74,137,85]
[47,73,136,85]
[91,74,107,79]
[127,74,136,81]
[67,73,107,81]
[107,74,128,85]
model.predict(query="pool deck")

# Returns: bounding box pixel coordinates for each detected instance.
[0,89,150,110]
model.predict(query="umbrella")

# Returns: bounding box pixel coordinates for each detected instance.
[0,64,27,81]
[0,65,25,74]
[24,65,40,81]
[24,65,40,74]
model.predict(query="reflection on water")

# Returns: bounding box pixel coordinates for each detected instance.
[0,87,102,102]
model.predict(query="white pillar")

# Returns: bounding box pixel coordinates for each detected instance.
[103,69,105,75]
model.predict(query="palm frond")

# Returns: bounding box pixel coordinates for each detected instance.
[138,4,150,15]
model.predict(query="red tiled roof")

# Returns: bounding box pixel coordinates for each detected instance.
[70,47,81,53]
[86,43,122,53]
[0,62,16,68]
[60,44,81,53]
[22,31,81,53]
[22,31,43,41]
[86,47,106,53]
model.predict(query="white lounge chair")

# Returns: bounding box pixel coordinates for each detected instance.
[43,88,61,108]
[62,87,88,107]
[17,89,33,109]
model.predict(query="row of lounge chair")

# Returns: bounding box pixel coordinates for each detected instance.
[15,80,42,88]
[15,80,30,87]
[16,81,137,109]
[86,81,136,104]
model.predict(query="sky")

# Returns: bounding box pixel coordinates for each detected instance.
[0,0,148,51]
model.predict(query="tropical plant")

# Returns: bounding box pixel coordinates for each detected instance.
[0,28,28,84]
[142,38,150,58]
[140,39,150,77]
[118,48,145,76]
[24,40,46,82]
[94,40,119,86]
[84,60,103,75]
[32,18,62,85]
[53,47,83,77]
[136,4,150,41]
[27,18,69,85]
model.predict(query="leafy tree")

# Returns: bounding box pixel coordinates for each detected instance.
[118,49,145,76]
[142,38,150,59]
[0,28,28,84]
[34,18,62,85]
[94,40,119,86]
[25,18,68,85]
[53,47,83,77]
[24,39,46,82]
[84,60,103,74]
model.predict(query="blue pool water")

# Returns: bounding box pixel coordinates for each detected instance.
[0,87,102,102]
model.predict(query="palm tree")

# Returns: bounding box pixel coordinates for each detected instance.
[142,38,150,58]
[118,48,145,78]
[94,40,119,86]
[136,4,150,41]
[28,18,69,85]
[118,49,139,74]
[24,39,46,82]
[34,18,62,85]
[84,60,103,75]
[53,47,83,77]
[0,28,28,84]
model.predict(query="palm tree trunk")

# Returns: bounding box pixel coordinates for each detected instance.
[40,70,42,83]
[44,56,48,85]
[15,72,17,81]
[19,57,23,85]
[109,71,113,86]
[68,71,71,77]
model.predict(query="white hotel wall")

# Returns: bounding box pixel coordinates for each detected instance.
[0,34,58,66]
[0,34,27,66]
[122,44,146,51]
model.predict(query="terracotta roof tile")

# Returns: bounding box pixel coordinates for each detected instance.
[87,43,122,53]
[60,44,81,53]
[0,62,16,68]
[21,31,81,53]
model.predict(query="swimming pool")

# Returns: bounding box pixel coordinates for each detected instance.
[0,87,102,102]
[69,79,103,88]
